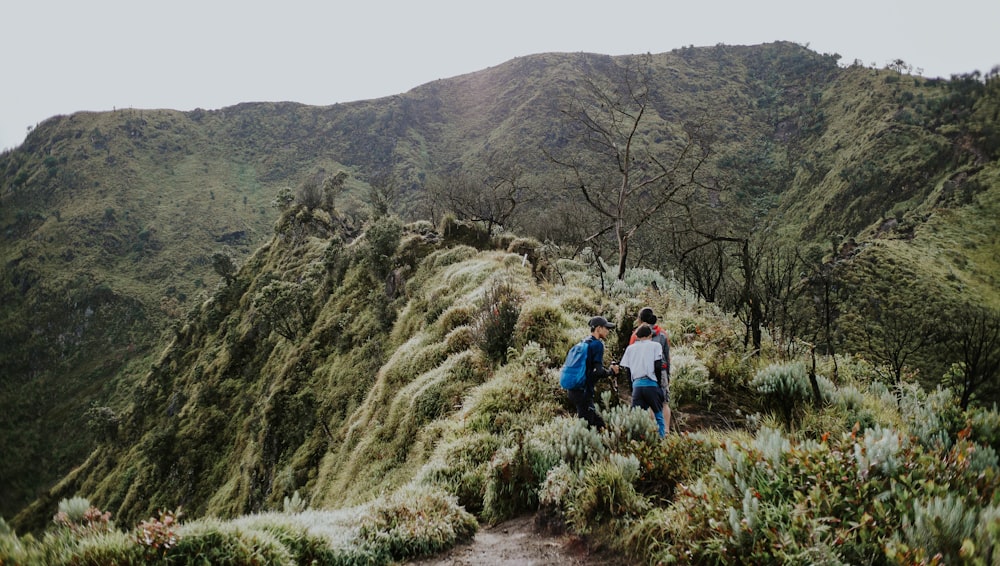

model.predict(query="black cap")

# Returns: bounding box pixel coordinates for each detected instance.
[589,316,615,330]
[639,307,655,324]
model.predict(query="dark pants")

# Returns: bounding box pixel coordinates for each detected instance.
[632,385,665,413]
[567,388,605,429]
[632,385,666,437]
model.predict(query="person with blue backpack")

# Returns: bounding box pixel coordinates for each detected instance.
[560,316,620,430]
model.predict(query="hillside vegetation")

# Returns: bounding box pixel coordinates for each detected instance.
[1,41,999,558]
[2,206,999,564]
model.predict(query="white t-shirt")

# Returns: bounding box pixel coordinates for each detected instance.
[619,339,662,381]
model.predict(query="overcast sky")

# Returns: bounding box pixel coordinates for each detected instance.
[2,0,998,152]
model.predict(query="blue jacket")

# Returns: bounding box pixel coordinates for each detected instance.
[583,336,613,396]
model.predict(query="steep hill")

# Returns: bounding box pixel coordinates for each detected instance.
[1,41,998,522]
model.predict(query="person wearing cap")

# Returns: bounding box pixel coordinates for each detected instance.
[567,316,620,430]
[630,307,672,433]
[620,324,666,437]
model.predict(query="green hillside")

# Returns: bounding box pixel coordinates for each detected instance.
[3,207,999,564]
[1,41,998,530]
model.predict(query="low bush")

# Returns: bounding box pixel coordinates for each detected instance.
[513,300,568,365]
[564,455,649,536]
[357,485,477,562]
[417,432,500,514]
[669,347,713,406]
[170,518,294,564]
[629,433,716,505]
[475,278,522,364]
[751,361,813,426]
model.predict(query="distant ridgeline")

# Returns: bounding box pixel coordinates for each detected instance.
[1,41,998,529]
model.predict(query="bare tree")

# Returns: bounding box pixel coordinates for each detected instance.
[427,152,532,235]
[667,227,727,303]
[364,169,399,217]
[796,250,844,381]
[758,244,805,354]
[858,295,935,386]
[548,53,712,279]
[945,305,1000,409]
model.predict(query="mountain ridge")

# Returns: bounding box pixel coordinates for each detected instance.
[1,41,997,525]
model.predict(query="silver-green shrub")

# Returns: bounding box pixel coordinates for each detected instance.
[560,417,607,469]
[853,425,906,479]
[670,347,712,405]
[833,384,865,411]
[969,404,1000,451]
[974,504,1000,563]
[898,384,954,449]
[899,495,978,564]
[751,361,812,425]
[537,462,581,518]
[57,497,92,524]
[601,404,659,448]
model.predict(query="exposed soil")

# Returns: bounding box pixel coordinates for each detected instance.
[405,407,734,565]
[406,514,620,566]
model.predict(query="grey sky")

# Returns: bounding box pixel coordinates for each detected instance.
[2,0,998,152]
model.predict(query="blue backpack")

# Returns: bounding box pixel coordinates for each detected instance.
[560,338,591,390]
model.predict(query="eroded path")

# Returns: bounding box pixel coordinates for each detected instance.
[406,515,619,566]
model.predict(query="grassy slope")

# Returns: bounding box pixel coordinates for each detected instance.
[2,42,997,524]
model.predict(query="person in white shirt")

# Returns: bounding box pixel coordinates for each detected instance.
[619,324,666,437]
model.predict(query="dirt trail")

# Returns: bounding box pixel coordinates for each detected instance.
[405,515,619,566]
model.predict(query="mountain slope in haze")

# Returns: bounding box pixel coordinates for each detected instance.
[1,41,998,522]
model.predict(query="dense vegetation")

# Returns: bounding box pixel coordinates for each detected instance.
[1,208,998,563]
[1,41,999,563]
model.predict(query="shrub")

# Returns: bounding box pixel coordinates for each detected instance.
[417,432,500,514]
[461,343,553,434]
[475,278,522,364]
[364,215,404,279]
[437,304,475,335]
[606,268,670,298]
[513,299,568,365]
[630,433,716,505]
[558,417,607,470]
[537,462,582,529]
[897,384,962,448]
[443,324,477,355]
[171,518,294,565]
[53,498,113,537]
[973,505,1000,564]
[854,425,907,479]
[600,405,660,448]
[564,455,649,535]
[251,279,315,340]
[41,530,144,565]
[272,186,295,210]
[482,439,541,524]
[670,347,712,406]
[893,495,978,564]
[969,404,1000,452]
[358,485,477,561]
[233,511,368,565]
[295,179,324,210]
[752,361,812,426]
[134,507,182,556]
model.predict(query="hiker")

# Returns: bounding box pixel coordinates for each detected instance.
[620,324,667,437]
[565,316,620,430]
[630,307,672,433]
